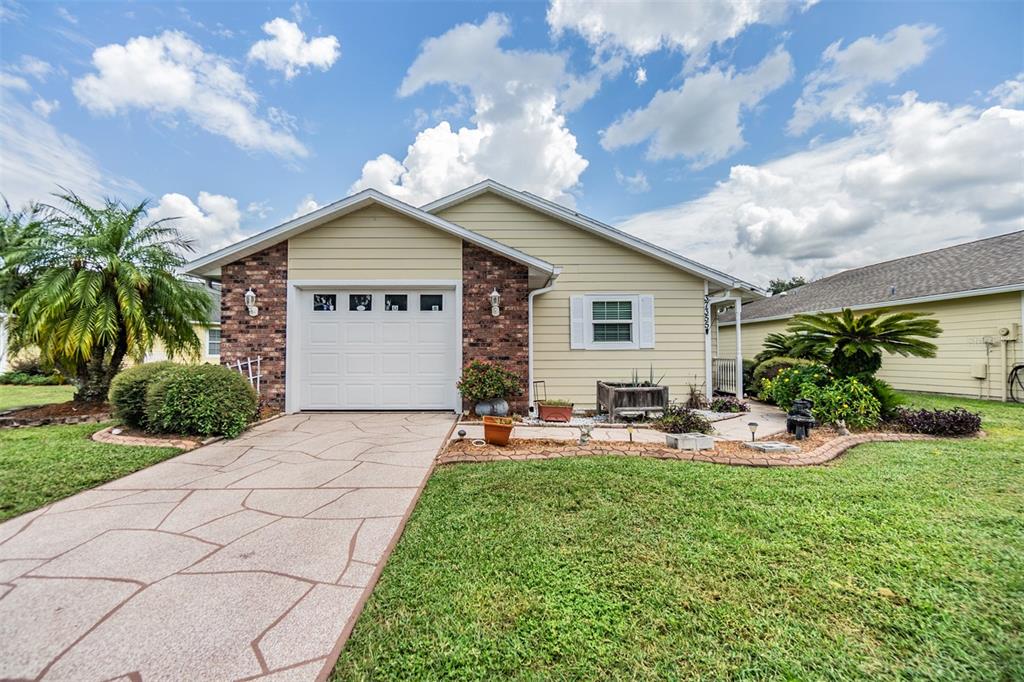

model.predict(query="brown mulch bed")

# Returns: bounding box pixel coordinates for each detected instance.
[4,401,110,419]
[439,428,936,468]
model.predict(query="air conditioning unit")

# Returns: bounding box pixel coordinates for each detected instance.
[997,323,1020,341]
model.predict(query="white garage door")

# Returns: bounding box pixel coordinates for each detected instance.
[297,288,457,410]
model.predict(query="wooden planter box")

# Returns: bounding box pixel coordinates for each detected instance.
[596,382,669,422]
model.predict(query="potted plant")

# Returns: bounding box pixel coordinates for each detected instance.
[482,415,514,446]
[456,360,523,417]
[537,399,574,422]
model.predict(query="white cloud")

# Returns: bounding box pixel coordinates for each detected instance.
[0,99,141,210]
[31,98,59,118]
[17,55,53,81]
[73,30,307,158]
[602,46,793,166]
[615,168,650,194]
[634,67,647,85]
[989,73,1024,107]
[248,18,340,79]
[56,6,76,24]
[789,24,939,135]
[148,191,245,253]
[620,92,1024,283]
[0,72,29,91]
[246,200,272,219]
[548,0,814,67]
[291,193,320,218]
[350,13,596,206]
[1,1,25,23]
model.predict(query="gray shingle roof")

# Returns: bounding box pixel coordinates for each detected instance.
[721,230,1024,323]
[187,281,221,324]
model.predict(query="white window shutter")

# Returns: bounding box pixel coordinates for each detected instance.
[570,296,586,349]
[639,295,655,348]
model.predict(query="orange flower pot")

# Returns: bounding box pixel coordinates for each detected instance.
[537,403,574,422]
[482,415,514,446]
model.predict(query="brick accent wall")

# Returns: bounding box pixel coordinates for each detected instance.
[221,242,288,412]
[462,242,530,414]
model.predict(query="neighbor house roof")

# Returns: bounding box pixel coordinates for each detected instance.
[186,281,221,324]
[720,230,1024,324]
[182,189,559,282]
[422,179,764,298]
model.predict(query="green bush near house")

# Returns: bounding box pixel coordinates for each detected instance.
[108,361,180,428]
[652,403,713,434]
[765,363,831,410]
[800,377,882,430]
[456,360,523,403]
[145,364,257,438]
[752,356,817,385]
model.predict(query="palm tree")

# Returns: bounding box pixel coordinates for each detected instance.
[753,331,829,365]
[0,199,46,312]
[786,308,941,379]
[9,191,211,402]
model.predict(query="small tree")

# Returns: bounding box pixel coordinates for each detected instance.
[768,276,807,296]
[9,191,211,402]
[786,308,941,380]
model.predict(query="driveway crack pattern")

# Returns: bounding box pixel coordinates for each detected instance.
[0,411,454,681]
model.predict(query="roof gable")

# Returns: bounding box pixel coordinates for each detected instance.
[183,189,557,280]
[422,180,763,297]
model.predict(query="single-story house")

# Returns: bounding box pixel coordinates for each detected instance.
[717,230,1024,401]
[143,282,222,365]
[183,180,763,414]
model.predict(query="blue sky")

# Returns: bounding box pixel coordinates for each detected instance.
[1,0,1021,285]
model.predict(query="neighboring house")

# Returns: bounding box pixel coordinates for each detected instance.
[183,180,762,414]
[143,282,222,365]
[717,231,1024,401]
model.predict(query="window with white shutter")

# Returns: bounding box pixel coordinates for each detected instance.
[571,294,655,350]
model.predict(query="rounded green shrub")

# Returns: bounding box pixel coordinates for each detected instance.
[800,377,881,430]
[765,363,831,410]
[108,361,179,428]
[456,360,522,403]
[145,364,257,438]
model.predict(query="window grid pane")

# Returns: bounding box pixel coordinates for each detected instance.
[593,322,632,342]
[592,300,632,321]
[208,328,221,355]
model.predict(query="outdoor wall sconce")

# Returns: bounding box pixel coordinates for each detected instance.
[489,288,501,317]
[748,421,758,442]
[244,288,259,317]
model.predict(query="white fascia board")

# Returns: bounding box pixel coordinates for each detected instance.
[717,282,1024,326]
[183,188,557,280]
[422,179,765,297]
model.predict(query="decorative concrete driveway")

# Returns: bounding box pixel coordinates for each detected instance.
[0,412,455,681]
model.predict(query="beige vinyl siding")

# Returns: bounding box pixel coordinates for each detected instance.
[144,324,220,364]
[717,317,788,362]
[440,192,707,408]
[288,204,462,280]
[718,292,1023,400]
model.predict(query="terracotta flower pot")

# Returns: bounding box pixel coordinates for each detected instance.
[538,403,574,423]
[482,415,514,446]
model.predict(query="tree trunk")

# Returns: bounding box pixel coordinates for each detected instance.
[75,343,111,403]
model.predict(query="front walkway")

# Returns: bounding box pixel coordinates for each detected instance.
[0,412,455,681]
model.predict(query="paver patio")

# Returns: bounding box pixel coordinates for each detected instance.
[0,411,455,682]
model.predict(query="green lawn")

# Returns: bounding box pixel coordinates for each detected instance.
[0,422,182,521]
[334,394,1024,681]
[0,384,76,411]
